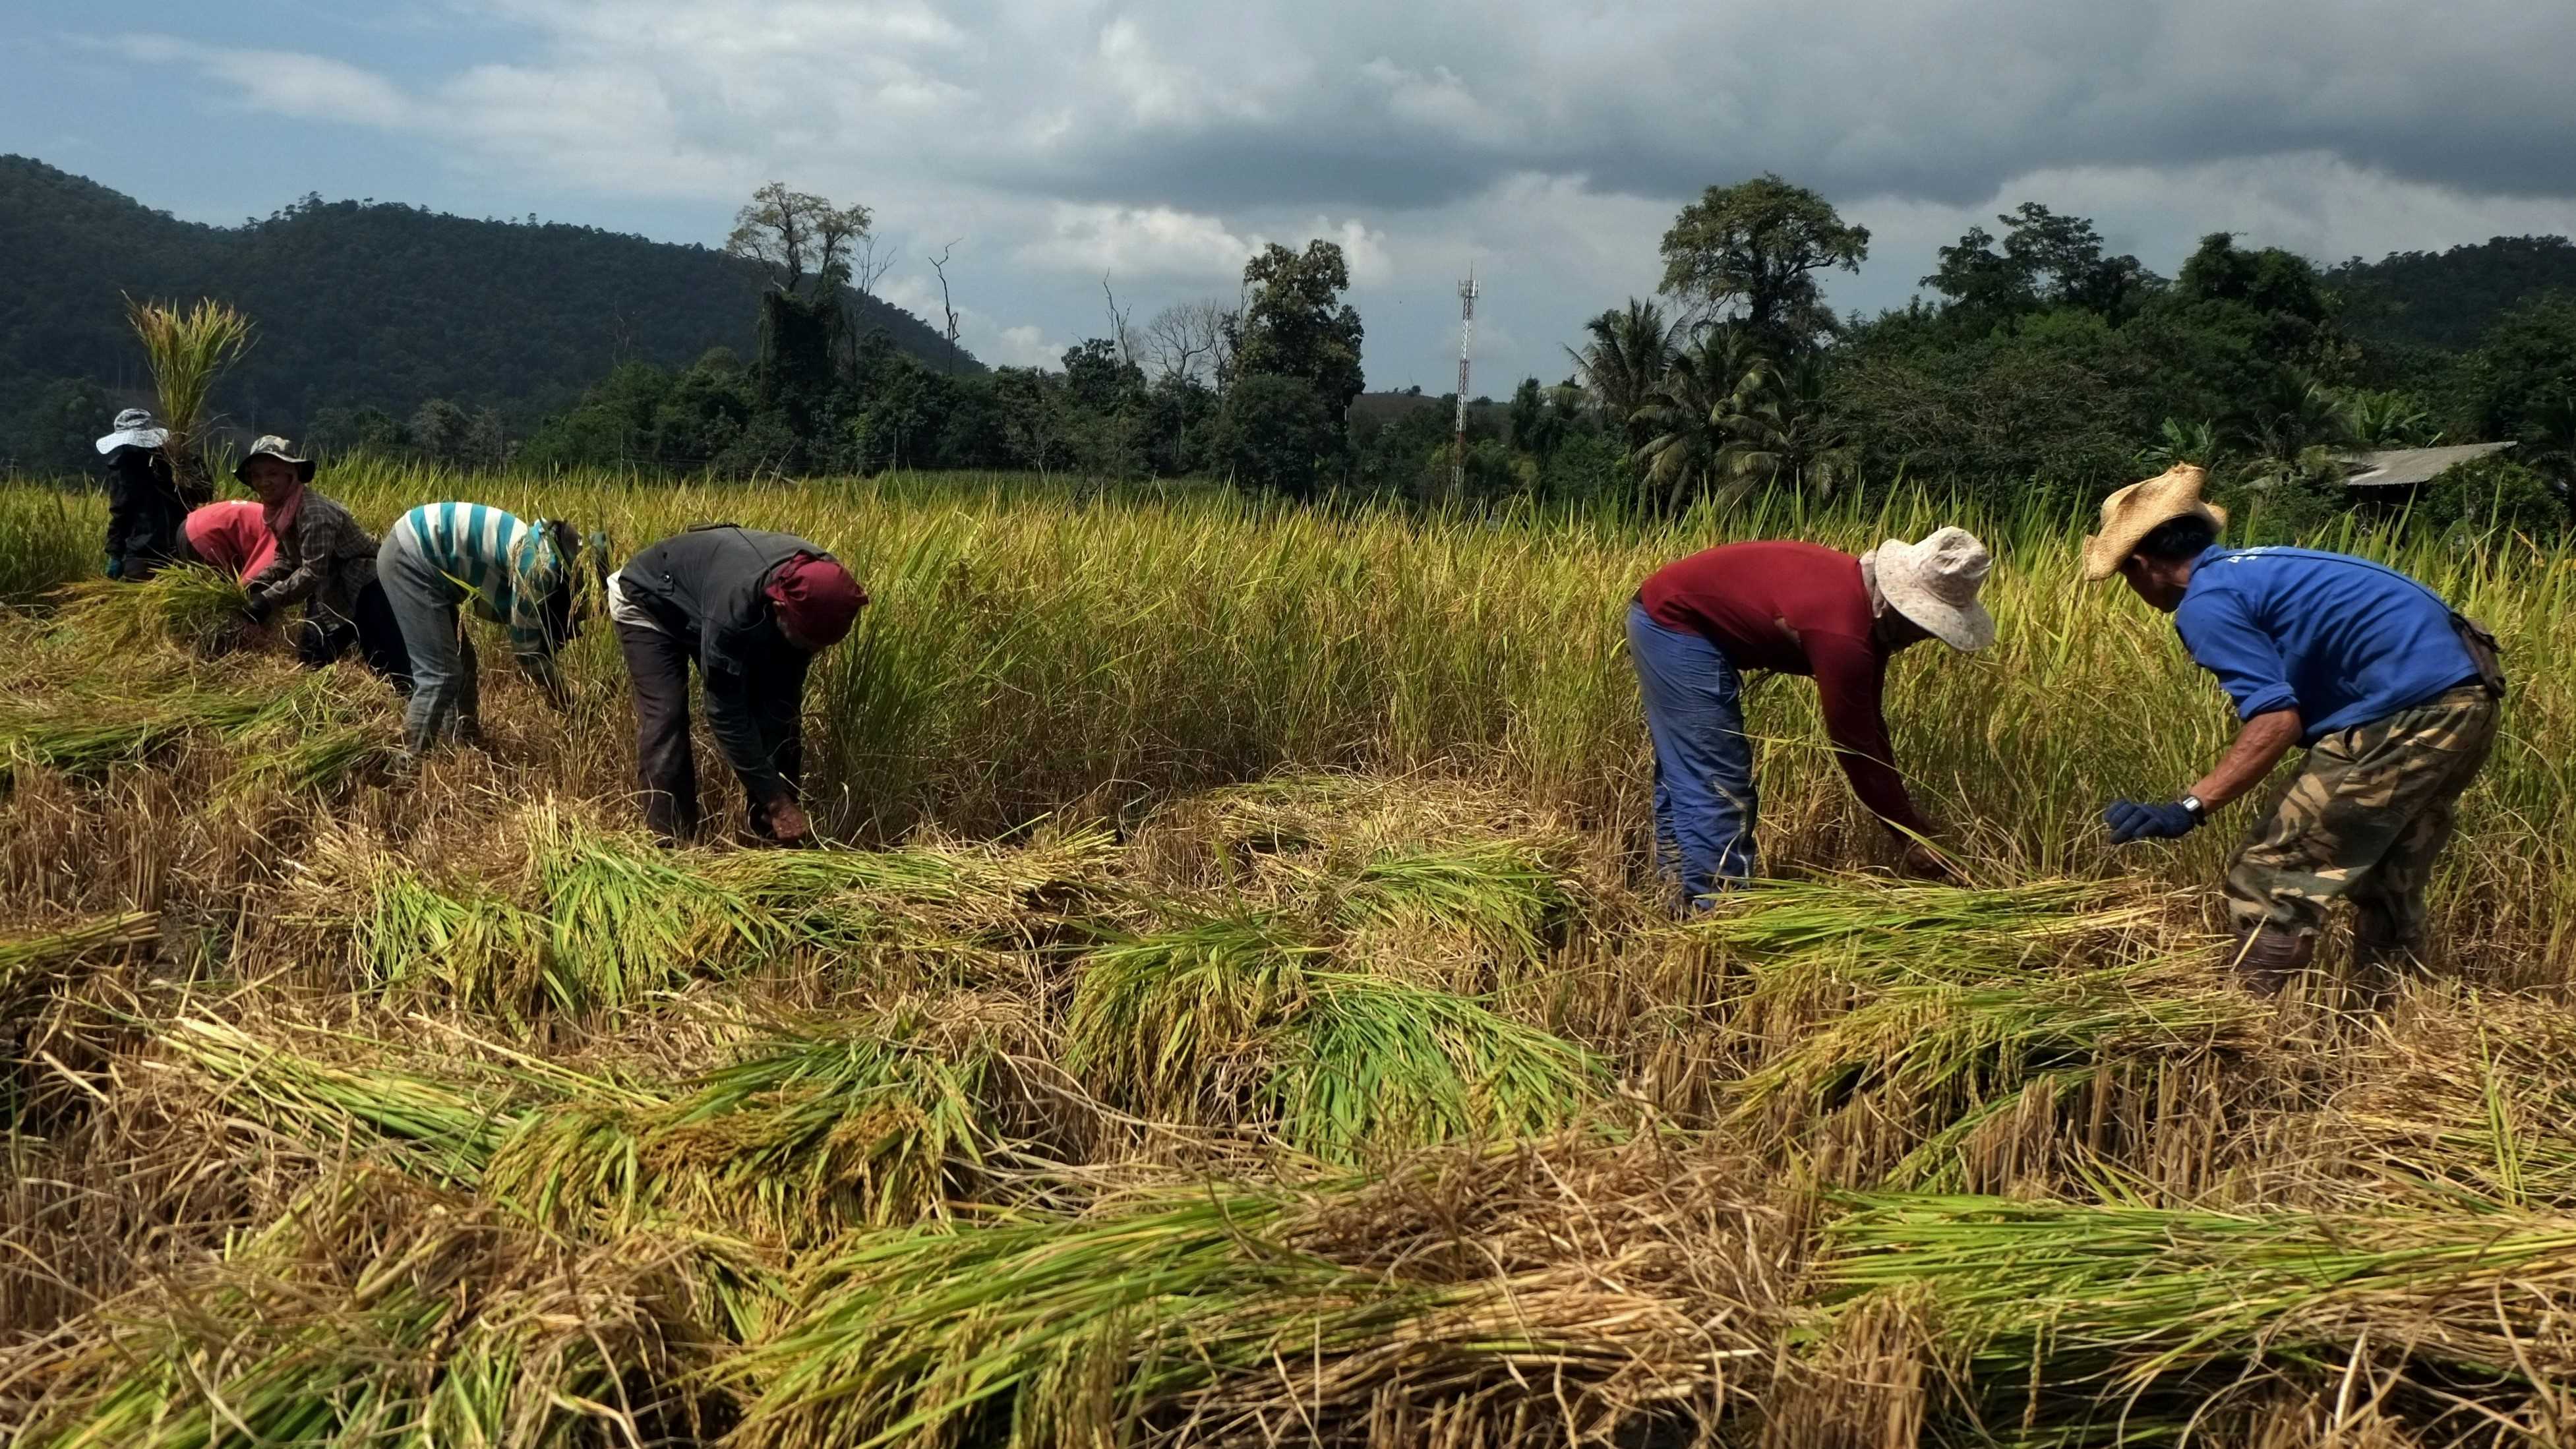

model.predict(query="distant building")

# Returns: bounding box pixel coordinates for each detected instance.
[2337,442,2516,491]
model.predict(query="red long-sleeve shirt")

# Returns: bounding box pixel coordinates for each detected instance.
[1638,541,1928,836]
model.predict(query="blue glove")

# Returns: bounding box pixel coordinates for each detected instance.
[104,554,123,580]
[2104,799,2201,844]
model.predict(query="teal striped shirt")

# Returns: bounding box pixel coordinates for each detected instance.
[396,502,567,659]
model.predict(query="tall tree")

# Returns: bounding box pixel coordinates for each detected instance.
[725,182,872,298]
[1658,175,1869,351]
[1924,203,2158,324]
[1224,241,1365,410]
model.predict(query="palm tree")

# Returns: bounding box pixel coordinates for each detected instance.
[2341,390,2440,449]
[1633,326,1767,515]
[2134,417,2222,473]
[1714,353,1854,500]
[2236,369,2355,487]
[1566,300,1679,448]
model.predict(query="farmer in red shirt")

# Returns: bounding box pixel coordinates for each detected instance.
[1629,528,1995,908]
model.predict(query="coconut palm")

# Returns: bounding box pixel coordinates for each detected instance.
[1714,353,1855,500]
[1632,326,1767,515]
[2236,370,2355,488]
[2341,390,2440,449]
[2134,417,2223,474]
[1566,300,1679,447]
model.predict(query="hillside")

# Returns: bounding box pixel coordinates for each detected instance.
[0,155,965,466]
[2328,234,2576,351]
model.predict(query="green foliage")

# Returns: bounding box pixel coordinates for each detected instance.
[1213,372,1336,500]
[1658,174,1869,351]
[1226,241,1365,412]
[2329,235,2576,351]
[2407,456,2569,537]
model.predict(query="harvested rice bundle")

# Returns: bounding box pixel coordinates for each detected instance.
[1065,914,1608,1163]
[1065,913,1323,1126]
[160,1013,1068,1247]
[0,682,272,783]
[528,810,783,1011]
[1127,774,1569,902]
[713,824,1120,947]
[1328,837,1574,978]
[1727,957,2263,1193]
[1696,874,2191,987]
[355,864,554,1020]
[1,911,156,1128]
[49,564,254,657]
[731,1134,1792,1449]
[3,1175,736,1449]
[0,913,156,1021]
[1270,972,1609,1164]
[1820,1191,2576,1433]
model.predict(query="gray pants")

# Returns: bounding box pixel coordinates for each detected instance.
[376,531,481,753]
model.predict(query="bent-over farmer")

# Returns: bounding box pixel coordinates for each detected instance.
[237,437,413,689]
[2087,465,2505,993]
[181,500,277,581]
[609,525,866,846]
[378,501,589,755]
[1628,527,1996,909]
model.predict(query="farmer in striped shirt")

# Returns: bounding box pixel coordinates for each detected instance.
[376,501,591,755]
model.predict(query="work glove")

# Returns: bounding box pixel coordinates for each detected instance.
[2103,798,2201,844]
[243,591,274,626]
[104,554,123,580]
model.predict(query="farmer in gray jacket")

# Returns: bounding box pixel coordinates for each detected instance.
[609,525,865,844]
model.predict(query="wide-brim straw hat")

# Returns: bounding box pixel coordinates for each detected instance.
[95,407,169,454]
[1874,525,1996,653]
[234,434,316,484]
[2082,464,2229,581]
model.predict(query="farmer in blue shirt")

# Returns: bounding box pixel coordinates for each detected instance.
[2085,465,2504,993]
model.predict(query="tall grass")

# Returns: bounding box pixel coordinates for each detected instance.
[5,463,2570,976]
[123,295,255,481]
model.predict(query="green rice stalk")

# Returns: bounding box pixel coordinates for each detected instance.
[15,1178,717,1449]
[0,912,156,1019]
[49,565,252,656]
[1269,972,1609,1164]
[355,866,553,1023]
[1062,914,1323,1123]
[1822,1193,2576,1408]
[1694,875,2184,988]
[723,1186,1452,1449]
[1331,837,1569,966]
[1728,960,2259,1190]
[124,295,255,477]
[530,812,780,1013]
[0,682,272,781]
[159,1017,516,1187]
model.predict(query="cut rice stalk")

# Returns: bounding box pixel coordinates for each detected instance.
[49,565,253,657]
[1268,972,1609,1164]
[1062,913,1323,1124]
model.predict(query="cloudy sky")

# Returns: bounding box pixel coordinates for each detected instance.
[14,0,2576,388]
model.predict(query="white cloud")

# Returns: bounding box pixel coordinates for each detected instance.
[94,0,2576,391]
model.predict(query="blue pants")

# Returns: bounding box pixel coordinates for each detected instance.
[1627,601,1757,910]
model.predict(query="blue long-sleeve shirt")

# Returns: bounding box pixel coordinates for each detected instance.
[2172,546,2482,744]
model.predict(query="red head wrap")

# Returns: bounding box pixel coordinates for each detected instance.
[763,554,866,648]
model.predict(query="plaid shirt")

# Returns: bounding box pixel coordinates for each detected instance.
[247,490,377,624]
[394,502,568,661]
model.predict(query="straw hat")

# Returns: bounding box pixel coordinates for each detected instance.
[2082,464,2229,581]
[94,407,169,454]
[233,435,316,484]
[1872,525,1995,653]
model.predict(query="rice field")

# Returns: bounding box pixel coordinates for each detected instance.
[3,464,2575,1446]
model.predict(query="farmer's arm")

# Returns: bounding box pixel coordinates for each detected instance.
[1810,633,1936,839]
[247,514,324,606]
[2174,590,2302,812]
[700,639,794,806]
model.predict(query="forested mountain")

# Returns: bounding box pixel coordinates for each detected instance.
[0,155,963,468]
[2329,236,2576,351]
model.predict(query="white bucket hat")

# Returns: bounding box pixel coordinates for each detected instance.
[95,407,171,454]
[1870,526,1996,653]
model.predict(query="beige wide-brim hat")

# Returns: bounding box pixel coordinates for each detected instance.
[2082,464,2229,581]
[1874,525,1996,653]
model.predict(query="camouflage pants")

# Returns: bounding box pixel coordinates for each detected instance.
[2224,686,2499,953]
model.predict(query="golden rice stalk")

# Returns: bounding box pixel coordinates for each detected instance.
[122,295,255,477]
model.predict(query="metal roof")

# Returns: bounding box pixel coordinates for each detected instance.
[2338,442,2517,489]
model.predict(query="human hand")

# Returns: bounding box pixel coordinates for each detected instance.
[1900,840,1958,881]
[764,798,812,845]
[2104,799,2201,844]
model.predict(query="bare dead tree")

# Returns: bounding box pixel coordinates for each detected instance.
[1143,297,1232,386]
[852,233,894,301]
[927,241,963,372]
[1100,274,1139,371]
